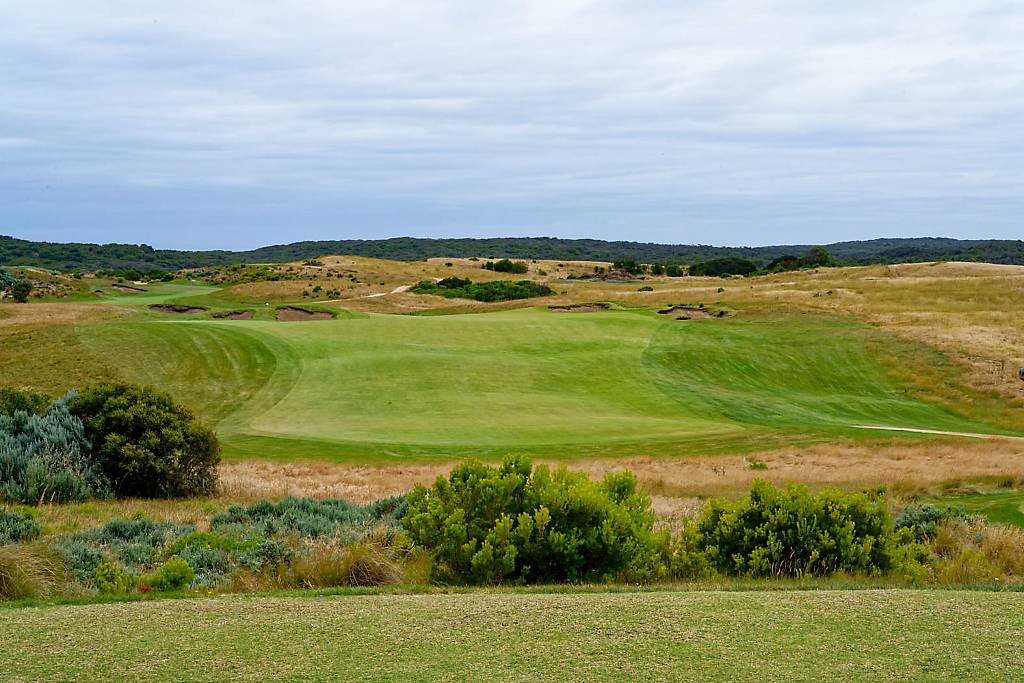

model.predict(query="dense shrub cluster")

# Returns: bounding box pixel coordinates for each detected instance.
[0,509,41,544]
[402,456,668,585]
[482,259,528,274]
[0,395,107,504]
[412,278,553,302]
[688,257,758,277]
[211,495,408,542]
[69,382,220,498]
[53,496,410,594]
[0,388,50,417]
[0,384,220,503]
[681,481,911,578]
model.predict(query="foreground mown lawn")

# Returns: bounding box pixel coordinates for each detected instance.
[2,589,1023,681]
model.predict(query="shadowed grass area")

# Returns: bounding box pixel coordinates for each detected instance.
[1,589,1023,681]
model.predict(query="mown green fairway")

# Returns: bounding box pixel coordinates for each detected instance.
[932,491,1024,527]
[2,589,1022,681]
[71,303,1014,461]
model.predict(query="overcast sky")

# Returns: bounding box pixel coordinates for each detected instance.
[2,1,1022,249]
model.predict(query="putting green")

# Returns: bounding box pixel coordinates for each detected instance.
[78,307,1013,461]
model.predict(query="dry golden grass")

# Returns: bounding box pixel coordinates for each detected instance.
[219,438,1024,507]
[0,302,121,327]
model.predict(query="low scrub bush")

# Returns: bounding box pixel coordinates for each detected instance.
[138,557,194,592]
[0,388,50,417]
[69,382,220,498]
[93,561,132,593]
[0,508,41,544]
[482,259,529,274]
[895,503,969,542]
[211,495,407,542]
[55,518,196,582]
[402,456,668,585]
[411,279,552,302]
[0,394,107,504]
[684,481,912,578]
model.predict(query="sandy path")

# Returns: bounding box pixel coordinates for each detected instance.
[852,424,1024,441]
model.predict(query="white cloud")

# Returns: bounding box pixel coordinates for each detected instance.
[1,1,1022,245]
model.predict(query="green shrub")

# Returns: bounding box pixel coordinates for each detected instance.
[56,518,196,581]
[895,503,969,542]
[688,480,905,578]
[138,557,194,592]
[93,561,132,593]
[411,279,552,302]
[482,259,529,274]
[69,382,220,498]
[0,508,41,544]
[688,257,757,277]
[402,456,667,585]
[0,388,50,417]
[211,495,407,542]
[0,394,106,504]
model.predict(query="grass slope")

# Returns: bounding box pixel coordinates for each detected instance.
[2,590,1023,681]
[73,303,1014,461]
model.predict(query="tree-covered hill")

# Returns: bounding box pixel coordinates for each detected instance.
[2,234,1023,271]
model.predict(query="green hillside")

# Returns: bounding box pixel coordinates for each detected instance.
[4,234,1024,271]
[71,301,1013,461]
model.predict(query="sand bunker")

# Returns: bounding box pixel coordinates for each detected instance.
[111,283,146,292]
[149,304,208,314]
[548,303,611,313]
[212,310,254,320]
[658,305,728,320]
[276,306,334,321]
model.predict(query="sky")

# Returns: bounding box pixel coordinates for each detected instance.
[2,1,1022,250]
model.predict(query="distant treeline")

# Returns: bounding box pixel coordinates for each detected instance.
[3,234,1023,272]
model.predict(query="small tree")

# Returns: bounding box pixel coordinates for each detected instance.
[10,280,31,303]
[70,383,220,498]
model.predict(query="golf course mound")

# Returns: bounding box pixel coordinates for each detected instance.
[276,306,333,321]
[72,306,1019,461]
[149,304,208,314]
[111,283,146,293]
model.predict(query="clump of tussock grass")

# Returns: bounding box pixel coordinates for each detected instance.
[0,544,62,600]
[289,541,404,588]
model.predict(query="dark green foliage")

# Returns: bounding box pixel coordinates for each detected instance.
[9,280,32,302]
[689,481,905,577]
[0,388,50,417]
[5,234,1024,271]
[411,279,553,302]
[762,246,835,274]
[664,264,685,277]
[482,259,528,274]
[688,257,757,277]
[0,395,106,504]
[402,456,667,585]
[638,285,654,292]
[612,259,644,275]
[69,382,220,498]
[895,503,970,542]
[0,508,41,544]
[211,495,408,543]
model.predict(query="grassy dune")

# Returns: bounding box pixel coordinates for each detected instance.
[69,303,1014,461]
[2,589,1023,681]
